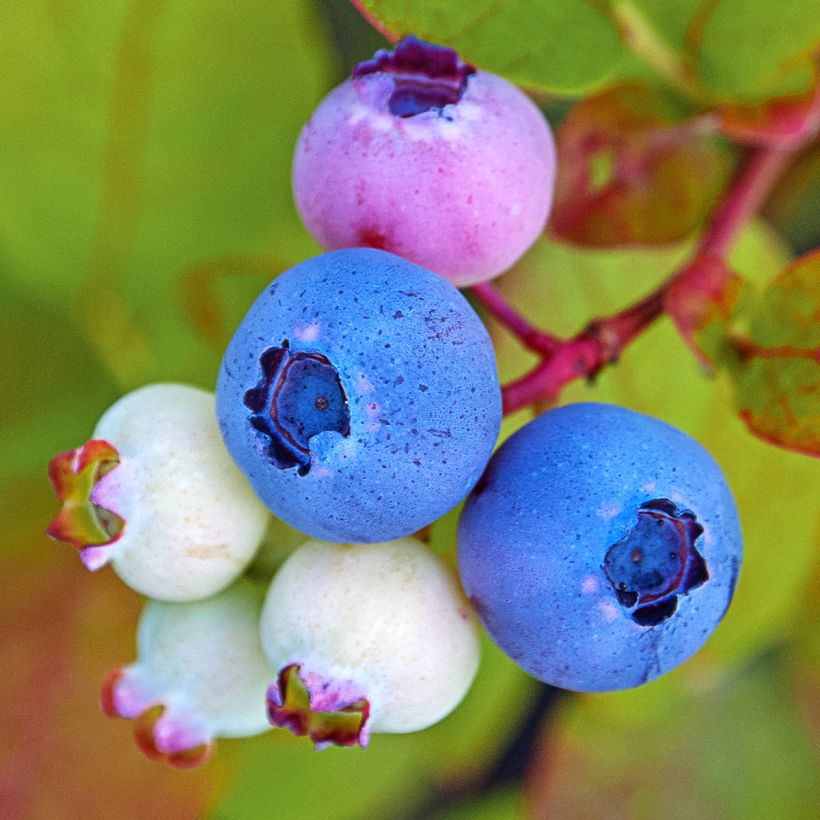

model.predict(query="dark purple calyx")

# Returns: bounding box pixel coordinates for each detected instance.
[602,498,708,627]
[353,35,476,117]
[244,340,350,476]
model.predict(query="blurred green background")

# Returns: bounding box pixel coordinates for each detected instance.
[1,2,818,818]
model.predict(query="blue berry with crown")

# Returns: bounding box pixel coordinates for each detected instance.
[458,402,743,692]
[216,247,501,543]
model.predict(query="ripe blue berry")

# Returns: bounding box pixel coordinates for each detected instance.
[216,248,501,543]
[458,403,743,692]
[293,36,556,286]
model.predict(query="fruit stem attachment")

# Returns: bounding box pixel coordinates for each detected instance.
[488,142,796,415]
[471,283,561,353]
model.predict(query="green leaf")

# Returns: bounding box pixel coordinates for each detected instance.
[663,254,744,369]
[614,0,702,52]
[354,0,632,94]
[696,0,820,102]
[719,70,820,149]
[549,83,733,247]
[729,250,820,457]
[764,139,820,253]
[610,1,820,105]
[0,0,333,388]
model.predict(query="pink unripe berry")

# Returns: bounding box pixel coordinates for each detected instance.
[293,37,556,286]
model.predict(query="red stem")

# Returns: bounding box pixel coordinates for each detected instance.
[471,282,560,353]
[493,144,792,415]
[696,146,791,257]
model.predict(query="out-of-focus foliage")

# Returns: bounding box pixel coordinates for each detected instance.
[353,0,633,93]
[491,224,820,669]
[729,250,820,457]
[2,1,819,819]
[527,653,820,818]
[357,0,820,102]
[549,83,733,246]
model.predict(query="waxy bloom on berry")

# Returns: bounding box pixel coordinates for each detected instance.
[458,403,743,692]
[216,249,501,544]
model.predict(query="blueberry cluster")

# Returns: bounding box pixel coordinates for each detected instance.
[47,37,741,765]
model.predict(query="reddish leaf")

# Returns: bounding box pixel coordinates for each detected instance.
[720,67,820,149]
[664,253,743,368]
[731,249,820,457]
[550,83,733,247]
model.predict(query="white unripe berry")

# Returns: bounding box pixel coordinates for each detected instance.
[47,383,269,601]
[260,537,480,747]
[103,579,274,767]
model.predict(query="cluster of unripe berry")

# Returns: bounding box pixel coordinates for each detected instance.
[48,38,742,765]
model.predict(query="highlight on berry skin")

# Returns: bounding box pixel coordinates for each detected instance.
[46,383,270,602]
[102,580,274,768]
[258,538,481,748]
[292,36,557,286]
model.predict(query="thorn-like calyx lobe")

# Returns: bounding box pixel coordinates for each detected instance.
[244,340,350,477]
[353,35,476,117]
[101,668,214,769]
[46,439,124,567]
[602,498,708,627]
[267,664,370,749]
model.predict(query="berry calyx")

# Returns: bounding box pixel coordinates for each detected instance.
[46,439,124,570]
[46,384,269,601]
[101,669,214,769]
[259,538,480,747]
[267,663,370,749]
[602,498,708,626]
[352,36,475,117]
[244,339,351,476]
